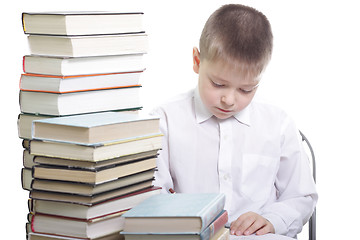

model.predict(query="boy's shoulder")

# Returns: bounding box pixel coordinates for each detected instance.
[251,99,288,115]
[249,98,295,127]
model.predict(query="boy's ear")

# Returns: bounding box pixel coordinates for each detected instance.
[193,47,200,74]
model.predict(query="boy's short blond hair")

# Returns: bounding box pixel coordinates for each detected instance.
[199,4,273,76]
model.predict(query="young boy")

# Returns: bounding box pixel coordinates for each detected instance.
[151,4,317,238]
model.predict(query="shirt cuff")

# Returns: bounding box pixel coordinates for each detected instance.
[262,213,288,236]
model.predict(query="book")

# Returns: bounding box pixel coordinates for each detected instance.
[22,12,144,36]
[30,211,125,239]
[18,113,54,139]
[33,150,158,169]
[29,134,162,161]
[123,228,229,240]
[21,168,32,191]
[122,193,225,233]
[23,150,37,168]
[18,110,140,140]
[19,87,141,116]
[20,71,143,94]
[32,111,160,145]
[27,34,148,57]
[23,169,155,195]
[30,182,154,205]
[28,232,124,240]
[122,210,229,240]
[23,54,144,76]
[33,157,157,184]
[29,186,161,219]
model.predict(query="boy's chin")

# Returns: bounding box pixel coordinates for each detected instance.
[213,112,235,120]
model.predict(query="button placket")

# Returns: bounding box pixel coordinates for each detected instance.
[218,119,233,210]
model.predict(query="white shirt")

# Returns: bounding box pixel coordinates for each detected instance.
[151,87,317,238]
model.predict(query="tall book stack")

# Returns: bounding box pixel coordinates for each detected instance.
[121,193,230,240]
[18,12,162,240]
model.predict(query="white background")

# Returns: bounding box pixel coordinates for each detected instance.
[1,0,359,239]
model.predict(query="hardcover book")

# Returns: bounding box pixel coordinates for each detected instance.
[28,232,124,240]
[20,87,141,116]
[23,54,144,76]
[29,134,162,161]
[22,12,144,36]
[30,186,161,219]
[122,210,229,240]
[24,169,155,195]
[20,71,144,94]
[32,111,160,145]
[30,211,125,239]
[27,33,148,57]
[122,193,226,233]
[33,157,157,184]
[30,182,155,206]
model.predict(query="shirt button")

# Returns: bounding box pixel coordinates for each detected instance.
[223,174,231,181]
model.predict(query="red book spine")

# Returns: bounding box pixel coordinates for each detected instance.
[22,56,26,73]
[207,210,228,237]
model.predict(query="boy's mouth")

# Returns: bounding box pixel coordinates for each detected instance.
[216,107,233,113]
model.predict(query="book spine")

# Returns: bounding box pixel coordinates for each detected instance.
[22,56,26,73]
[199,194,226,230]
[199,210,228,240]
[22,13,26,33]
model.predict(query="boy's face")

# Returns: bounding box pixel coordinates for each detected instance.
[193,48,260,120]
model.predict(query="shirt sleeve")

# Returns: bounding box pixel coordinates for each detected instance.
[261,116,318,238]
[150,107,174,193]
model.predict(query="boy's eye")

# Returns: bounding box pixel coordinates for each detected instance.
[239,88,253,94]
[211,80,224,87]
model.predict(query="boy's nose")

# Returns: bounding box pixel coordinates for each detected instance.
[221,93,235,107]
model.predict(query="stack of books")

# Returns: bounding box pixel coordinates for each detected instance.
[121,193,230,240]
[18,12,163,240]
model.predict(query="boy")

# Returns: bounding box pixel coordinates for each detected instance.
[151,4,317,238]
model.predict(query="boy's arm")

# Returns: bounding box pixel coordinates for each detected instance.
[150,107,174,193]
[261,118,318,237]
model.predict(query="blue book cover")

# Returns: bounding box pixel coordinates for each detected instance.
[123,193,225,233]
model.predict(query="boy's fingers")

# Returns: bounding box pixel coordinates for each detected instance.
[243,217,267,235]
[230,214,255,235]
[256,221,275,235]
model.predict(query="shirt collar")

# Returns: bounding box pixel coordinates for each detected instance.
[193,86,251,126]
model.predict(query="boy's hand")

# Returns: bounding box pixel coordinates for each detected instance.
[230,212,275,236]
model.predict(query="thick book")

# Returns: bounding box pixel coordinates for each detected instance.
[30,181,154,205]
[33,157,157,184]
[18,110,140,140]
[23,150,37,168]
[30,211,125,239]
[22,12,144,36]
[20,71,143,94]
[29,186,161,219]
[23,54,144,76]
[29,134,162,161]
[28,232,124,240]
[24,169,155,195]
[27,33,148,57]
[32,111,160,145]
[122,210,229,240]
[33,150,158,169]
[122,227,229,240]
[122,193,225,233]
[21,167,32,191]
[19,87,141,116]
